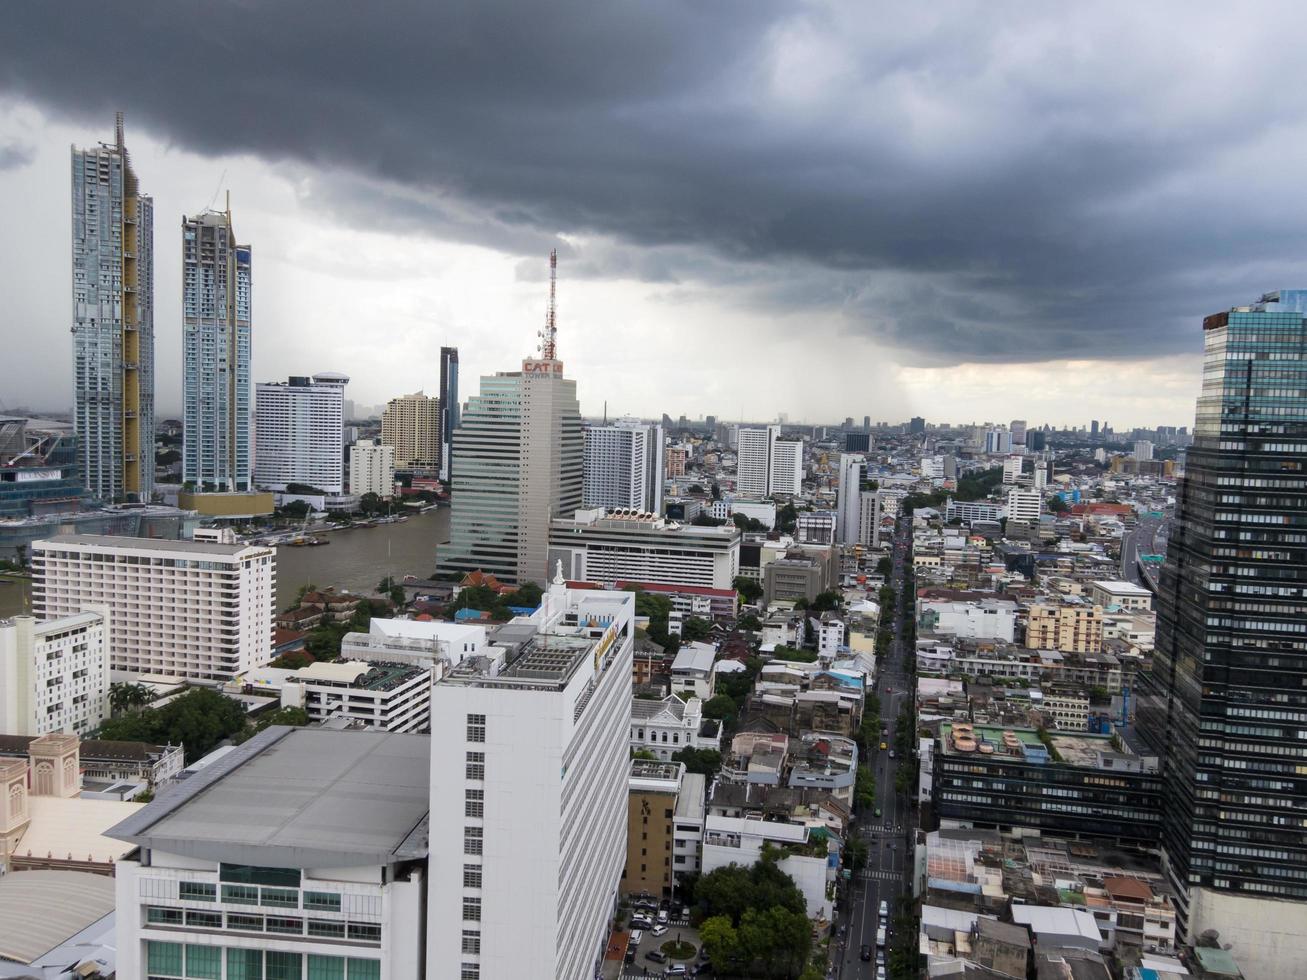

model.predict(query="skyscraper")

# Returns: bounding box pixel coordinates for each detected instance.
[1138,290,1307,973]
[253,373,348,493]
[583,418,663,513]
[835,453,863,544]
[71,113,154,501]
[736,424,802,497]
[381,392,441,467]
[182,204,252,491]
[441,253,583,585]
[439,345,459,481]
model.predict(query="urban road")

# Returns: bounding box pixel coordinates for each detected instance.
[1120,512,1166,593]
[834,517,913,979]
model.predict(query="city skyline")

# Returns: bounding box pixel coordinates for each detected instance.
[11,6,1307,425]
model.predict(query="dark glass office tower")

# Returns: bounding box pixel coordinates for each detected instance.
[1138,291,1307,922]
[439,345,459,481]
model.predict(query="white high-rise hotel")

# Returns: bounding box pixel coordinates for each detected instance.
[254,372,349,493]
[428,574,634,979]
[736,424,802,497]
[182,205,253,491]
[0,608,110,736]
[31,533,275,681]
[72,113,154,501]
[583,418,665,514]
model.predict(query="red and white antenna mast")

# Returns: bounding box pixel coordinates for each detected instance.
[541,248,558,361]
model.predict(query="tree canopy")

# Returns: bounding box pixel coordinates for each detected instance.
[694,859,812,978]
[734,575,763,605]
[98,688,249,764]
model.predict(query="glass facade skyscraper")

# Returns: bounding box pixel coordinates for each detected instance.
[1139,290,1307,929]
[182,206,252,491]
[439,345,459,481]
[71,113,154,501]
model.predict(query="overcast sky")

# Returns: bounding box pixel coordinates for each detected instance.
[3,2,1306,428]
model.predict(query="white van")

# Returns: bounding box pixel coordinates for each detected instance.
[629,929,643,947]
[876,926,887,948]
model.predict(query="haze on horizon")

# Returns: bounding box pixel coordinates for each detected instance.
[4,2,1307,428]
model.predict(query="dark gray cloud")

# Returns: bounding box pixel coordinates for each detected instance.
[4,1,1307,364]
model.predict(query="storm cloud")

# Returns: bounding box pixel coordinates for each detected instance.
[4,1,1307,365]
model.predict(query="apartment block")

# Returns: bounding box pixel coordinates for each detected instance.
[254,373,348,493]
[380,392,441,468]
[427,578,633,979]
[623,760,680,900]
[0,609,110,736]
[1026,603,1104,654]
[349,438,395,499]
[31,534,275,681]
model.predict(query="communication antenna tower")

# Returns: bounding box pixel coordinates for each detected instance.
[541,249,558,361]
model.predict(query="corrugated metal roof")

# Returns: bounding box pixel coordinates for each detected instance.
[0,870,114,964]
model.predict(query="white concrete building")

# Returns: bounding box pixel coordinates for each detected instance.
[349,438,395,499]
[340,618,487,670]
[916,598,1017,642]
[1002,456,1024,485]
[427,576,634,980]
[817,617,846,660]
[670,642,717,700]
[109,727,428,980]
[701,814,833,920]
[944,499,1005,524]
[673,772,707,881]
[1089,580,1153,612]
[735,426,775,496]
[583,419,664,514]
[254,372,348,493]
[796,510,836,545]
[836,454,864,544]
[1006,486,1043,523]
[769,437,803,496]
[548,508,740,590]
[281,660,432,733]
[0,609,110,736]
[1134,440,1154,461]
[630,695,717,760]
[31,533,275,681]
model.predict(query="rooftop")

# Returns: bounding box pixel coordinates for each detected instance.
[33,532,264,557]
[295,660,426,691]
[0,870,115,965]
[109,727,430,868]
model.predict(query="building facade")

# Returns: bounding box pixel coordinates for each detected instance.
[380,392,441,468]
[623,760,681,900]
[735,426,774,496]
[281,660,431,733]
[350,439,395,499]
[836,454,863,544]
[31,534,274,681]
[182,207,252,491]
[441,359,582,585]
[548,508,740,591]
[0,417,85,518]
[1137,290,1307,973]
[427,580,633,979]
[439,346,459,481]
[0,610,110,736]
[72,113,154,501]
[583,423,649,512]
[254,373,348,493]
[1025,603,1104,654]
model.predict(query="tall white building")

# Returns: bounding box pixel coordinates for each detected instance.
[736,425,802,497]
[1002,455,1024,485]
[1006,486,1043,523]
[182,206,252,492]
[109,727,428,980]
[1134,440,1154,461]
[442,255,583,585]
[427,576,633,980]
[254,372,348,493]
[984,428,1011,455]
[549,508,740,590]
[31,533,275,681]
[350,438,395,499]
[0,609,110,736]
[835,454,864,544]
[72,113,154,501]
[583,423,649,512]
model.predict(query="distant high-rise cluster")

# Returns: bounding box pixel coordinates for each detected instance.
[71,114,154,501]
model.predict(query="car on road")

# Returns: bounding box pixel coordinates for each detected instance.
[860,945,872,961]
[879,900,889,916]
[646,950,667,964]
[631,916,654,931]
[652,924,669,937]
[879,741,888,750]
[876,966,887,980]
[657,908,669,924]
[889,749,896,759]
[664,966,688,977]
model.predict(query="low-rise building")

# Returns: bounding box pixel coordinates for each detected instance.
[549,508,740,590]
[339,617,486,669]
[1026,602,1104,653]
[701,814,835,920]
[670,642,716,700]
[281,660,432,733]
[1089,580,1153,612]
[916,597,1017,642]
[630,695,717,760]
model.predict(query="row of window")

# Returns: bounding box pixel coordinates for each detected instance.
[146,941,378,980]
[177,880,342,912]
[147,905,377,942]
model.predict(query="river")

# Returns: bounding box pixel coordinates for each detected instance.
[0,507,452,619]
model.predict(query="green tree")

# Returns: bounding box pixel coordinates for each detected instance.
[876,556,893,577]
[809,590,841,613]
[698,915,742,974]
[776,502,799,534]
[681,616,713,642]
[270,649,314,670]
[772,645,817,663]
[734,576,764,605]
[671,747,723,777]
[733,513,767,533]
[97,687,249,763]
[855,766,877,811]
[109,682,155,714]
[702,694,738,723]
[844,835,869,872]
[1049,495,1070,513]
[737,612,762,632]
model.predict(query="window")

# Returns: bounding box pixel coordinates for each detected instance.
[463,896,482,921]
[461,966,480,980]
[466,751,484,779]
[222,884,259,905]
[178,881,216,903]
[308,919,347,939]
[462,930,481,954]
[147,940,184,977]
[226,948,263,980]
[147,906,183,925]
[467,713,486,742]
[185,909,222,929]
[306,955,344,980]
[266,950,302,980]
[347,962,380,980]
[465,788,484,818]
[186,944,222,979]
[464,826,483,855]
[228,913,264,932]
[303,891,342,912]
[266,916,304,935]
[348,922,382,942]
[261,887,299,908]
[221,863,300,888]
[463,864,482,888]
